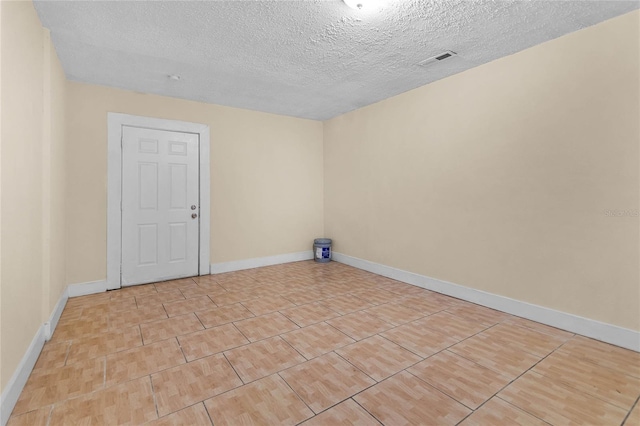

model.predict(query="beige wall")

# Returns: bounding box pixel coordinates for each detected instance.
[0,1,67,391]
[66,83,324,285]
[324,11,640,331]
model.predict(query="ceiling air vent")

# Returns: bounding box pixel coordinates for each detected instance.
[417,50,457,67]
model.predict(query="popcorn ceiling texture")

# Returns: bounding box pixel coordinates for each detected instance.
[34,0,638,120]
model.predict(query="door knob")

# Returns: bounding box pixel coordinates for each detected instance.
[191,205,197,210]
[192,213,198,219]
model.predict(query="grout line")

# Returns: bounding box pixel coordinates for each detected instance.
[351,397,385,425]
[621,395,640,426]
[222,352,245,385]
[149,375,160,420]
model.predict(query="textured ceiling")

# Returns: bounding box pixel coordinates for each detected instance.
[35,0,639,120]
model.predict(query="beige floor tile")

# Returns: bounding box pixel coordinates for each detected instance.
[136,289,185,308]
[13,357,104,415]
[380,321,459,357]
[624,402,640,426]
[152,353,242,416]
[458,397,548,426]
[178,323,249,361]
[351,289,400,305]
[49,377,157,425]
[105,339,185,386]
[376,281,427,296]
[326,312,393,341]
[301,399,381,426]
[110,283,158,299]
[6,406,51,426]
[477,322,567,357]
[502,316,575,340]
[282,322,355,359]
[31,342,70,373]
[163,295,216,317]
[107,296,138,313]
[408,350,512,409]
[280,352,375,413]
[363,303,424,326]
[320,294,375,315]
[280,302,340,327]
[396,294,452,315]
[241,295,296,316]
[558,336,640,378]
[49,316,108,342]
[209,290,260,306]
[180,282,227,298]
[336,335,422,381]
[66,326,142,364]
[196,303,254,328]
[140,313,204,344]
[412,311,489,340]
[283,289,327,305]
[354,371,471,425]
[225,336,305,383]
[109,304,168,329]
[204,374,313,425]
[154,278,197,292]
[233,311,299,342]
[532,349,640,409]
[145,403,212,426]
[449,334,541,379]
[499,371,628,425]
[445,304,510,327]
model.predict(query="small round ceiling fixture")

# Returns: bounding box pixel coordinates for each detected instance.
[343,0,381,11]
[168,74,181,81]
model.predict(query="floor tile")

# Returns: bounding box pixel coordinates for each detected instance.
[178,323,249,361]
[152,353,242,417]
[363,303,424,326]
[48,377,157,425]
[13,358,104,415]
[558,336,640,378]
[110,283,158,298]
[354,371,471,425]
[351,289,400,305]
[448,334,541,379]
[196,303,254,328]
[145,403,212,426]
[6,406,51,426]
[224,336,306,383]
[396,295,452,315]
[233,311,299,342]
[154,278,197,292]
[108,304,168,329]
[300,399,380,426]
[163,295,216,317]
[336,335,422,381]
[326,312,393,341]
[50,316,107,342]
[66,326,142,364]
[105,339,185,386]
[624,402,640,426]
[445,304,509,327]
[502,316,575,340]
[241,295,296,316]
[477,322,567,357]
[136,289,184,308]
[412,311,489,340]
[140,313,204,344]
[283,289,327,305]
[282,322,355,360]
[209,290,260,306]
[204,374,313,425]
[458,397,548,426]
[532,349,640,409]
[380,321,459,357]
[31,342,70,373]
[320,294,374,315]
[280,352,375,413]
[280,302,339,327]
[180,282,227,298]
[499,371,628,425]
[408,350,512,409]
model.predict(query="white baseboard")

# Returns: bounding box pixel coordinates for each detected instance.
[333,252,640,352]
[210,250,314,274]
[0,279,107,425]
[67,279,107,297]
[0,324,46,426]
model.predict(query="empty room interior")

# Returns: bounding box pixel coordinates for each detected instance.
[1,0,639,424]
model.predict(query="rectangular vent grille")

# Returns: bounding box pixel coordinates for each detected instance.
[418,50,457,67]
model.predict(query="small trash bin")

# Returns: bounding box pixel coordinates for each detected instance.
[313,238,332,263]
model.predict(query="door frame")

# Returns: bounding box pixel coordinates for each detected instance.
[107,112,211,290]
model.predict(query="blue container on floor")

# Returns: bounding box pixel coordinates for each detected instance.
[313,238,332,263]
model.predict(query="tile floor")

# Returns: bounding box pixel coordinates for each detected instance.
[7,261,640,425]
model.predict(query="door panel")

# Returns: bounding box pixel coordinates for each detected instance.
[122,126,199,286]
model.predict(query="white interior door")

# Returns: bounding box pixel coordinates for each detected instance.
[121,126,200,286]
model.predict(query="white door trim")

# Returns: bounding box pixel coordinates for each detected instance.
[107,113,210,290]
